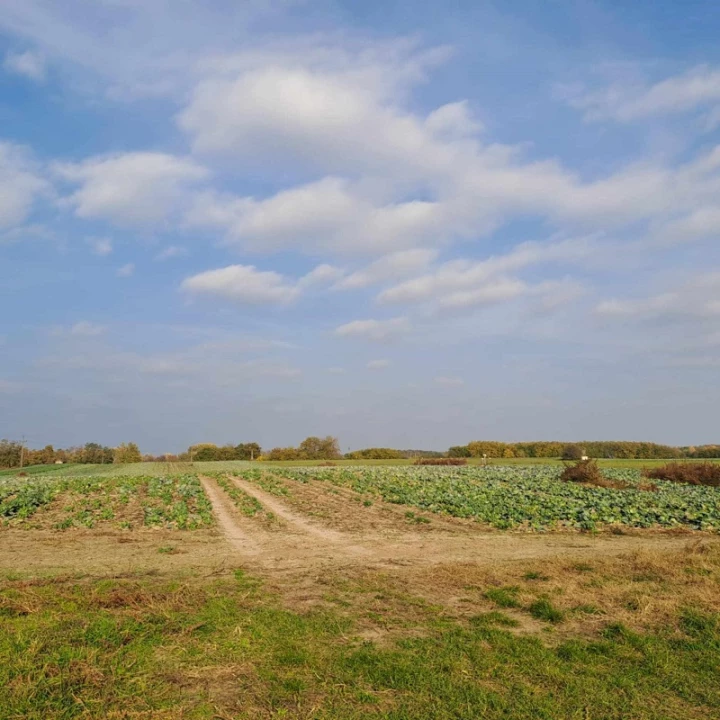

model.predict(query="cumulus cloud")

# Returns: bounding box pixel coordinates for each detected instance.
[565,65,720,123]
[117,263,135,277]
[176,45,720,261]
[87,237,112,256]
[155,245,187,261]
[297,263,345,288]
[181,262,343,305]
[596,272,720,322]
[377,238,595,311]
[185,178,443,255]
[0,142,48,230]
[335,317,410,341]
[367,359,390,369]
[180,264,297,305]
[3,50,45,81]
[337,249,438,290]
[57,152,208,227]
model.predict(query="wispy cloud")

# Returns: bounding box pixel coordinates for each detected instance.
[3,50,45,81]
[117,263,135,277]
[335,317,410,342]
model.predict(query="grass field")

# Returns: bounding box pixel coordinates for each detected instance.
[1,461,719,718]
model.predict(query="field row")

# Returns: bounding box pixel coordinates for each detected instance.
[0,474,213,530]
[262,465,720,532]
[2,464,720,533]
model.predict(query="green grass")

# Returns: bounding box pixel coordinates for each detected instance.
[0,464,82,477]
[4,457,719,479]
[1,570,719,719]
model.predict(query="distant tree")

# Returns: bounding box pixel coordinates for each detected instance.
[298,436,341,460]
[561,444,583,461]
[0,440,22,468]
[467,441,509,458]
[188,443,219,461]
[345,448,404,460]
[236,442,261,460]
[193,446,219,461]
[266,446,303,461]
[114,442,142,464]
[448,445,471,458]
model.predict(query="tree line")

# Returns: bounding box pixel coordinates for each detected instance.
[0,440,142,468]
[3,436,720,469]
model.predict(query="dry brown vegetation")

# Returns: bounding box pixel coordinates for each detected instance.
[560,459,621,487]
[644,462,720,487]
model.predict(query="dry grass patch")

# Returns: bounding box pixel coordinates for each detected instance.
[398,540,720,637]
[644,462,720,487]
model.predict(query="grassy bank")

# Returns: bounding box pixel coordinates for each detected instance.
[2,556,719,720]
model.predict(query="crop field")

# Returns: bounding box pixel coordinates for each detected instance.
[1,461,719,719]
[0,471,213,530]
[263,465,720,531]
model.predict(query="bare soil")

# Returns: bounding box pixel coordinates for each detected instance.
[2,473,718,638]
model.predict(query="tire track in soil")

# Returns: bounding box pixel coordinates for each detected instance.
[197,475,260,555]
[202,476,714,574]
[229,475,372,559]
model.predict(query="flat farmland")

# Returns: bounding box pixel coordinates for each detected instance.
[2,462,719,719]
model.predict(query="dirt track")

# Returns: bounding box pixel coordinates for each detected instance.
[197,474,711,574]
[1,473,715,583]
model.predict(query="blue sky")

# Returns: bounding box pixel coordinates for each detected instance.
[1,0,720,453]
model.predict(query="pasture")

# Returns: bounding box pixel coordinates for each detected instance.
[1,461,719,719]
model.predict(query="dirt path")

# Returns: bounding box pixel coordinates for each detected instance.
[230,475,348,544]
[197,475,260,555]
[195,474,714,574]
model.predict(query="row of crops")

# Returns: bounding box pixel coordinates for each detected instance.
[262,465,720,532]
[3,463,719,533]
[0,473,213,530]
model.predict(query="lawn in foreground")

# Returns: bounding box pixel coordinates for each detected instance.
[2,558,720,720]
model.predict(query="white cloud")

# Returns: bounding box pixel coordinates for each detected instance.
[3,50,45,81]
[436,278,528,310]
[70,321,105,336]
[117,263,135,277]
[656,206,720,245]
[178,46,720,259]
[57,152,208,227]
[335,317,410,342]
[181,264,300,305]
[434,376,464,386]
[337,249,438,290]
[377,237,595,309]
[367,359,390,369]
[0,0,300,100]
[565,65,720,123]
[297,263,345,288]
[155,245,187,261]
[0,142,48,230]
[178,43,452,177]
[87,237,112,256]
[181,262,343,305]
[185,178,443,255]
[596,272,720,321]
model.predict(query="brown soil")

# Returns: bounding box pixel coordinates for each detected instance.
[2,473,718,639]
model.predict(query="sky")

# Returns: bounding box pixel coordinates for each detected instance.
[1,0,720,454]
